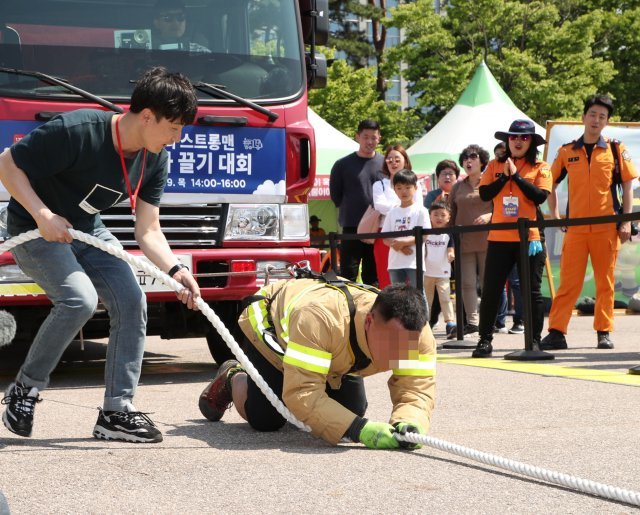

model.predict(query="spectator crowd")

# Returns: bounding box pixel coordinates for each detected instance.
[329,95,638,357]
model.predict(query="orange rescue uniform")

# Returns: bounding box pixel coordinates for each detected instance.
[549,136,638,333]
[479,159,552,242]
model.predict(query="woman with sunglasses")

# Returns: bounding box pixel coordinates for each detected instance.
[449,144,492,336]
[372,144,422,289]
[472,120,552,357]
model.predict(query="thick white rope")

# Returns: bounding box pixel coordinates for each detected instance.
[2,229,638,507]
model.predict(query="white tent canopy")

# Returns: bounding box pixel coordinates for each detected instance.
[308,108,358,199]
[407,61,545,175]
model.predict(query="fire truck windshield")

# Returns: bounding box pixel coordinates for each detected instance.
[0,0,305,102]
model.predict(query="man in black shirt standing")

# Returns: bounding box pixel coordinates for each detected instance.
[329,119,383,284]
[0,67,200,443]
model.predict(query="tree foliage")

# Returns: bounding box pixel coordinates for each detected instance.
[384,0,623,128]
[321,0,640,142]
[308,60,423,148]
[329,0,390,99]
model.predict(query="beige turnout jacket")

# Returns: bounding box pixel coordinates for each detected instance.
[238,278,436,445]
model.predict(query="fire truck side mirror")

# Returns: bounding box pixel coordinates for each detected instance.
[300,0,329,47]
[306,52,327,89]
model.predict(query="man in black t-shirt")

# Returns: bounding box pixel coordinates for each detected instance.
[0,67,199,443]
[329,119,382,284]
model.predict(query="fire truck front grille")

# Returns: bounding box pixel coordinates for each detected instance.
[101,204,226,249]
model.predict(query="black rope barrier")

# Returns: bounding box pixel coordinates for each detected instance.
[310,210,640,368]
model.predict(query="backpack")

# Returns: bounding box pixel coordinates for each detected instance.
[609,140,638,236]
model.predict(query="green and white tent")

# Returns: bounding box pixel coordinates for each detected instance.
[407,61,545,175]
[308,108,358,233]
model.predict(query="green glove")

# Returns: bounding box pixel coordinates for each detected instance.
[393,422,426,450]
[359,421,400,449]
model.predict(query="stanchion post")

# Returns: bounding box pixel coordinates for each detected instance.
[414,225,424,295]
[443,230,476,349]
[504,218,554,361]
[329,232,338,274]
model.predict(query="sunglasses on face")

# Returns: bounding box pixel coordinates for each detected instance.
[462,152,479,160]
[159,13,186,22]
[385,157,403,163]
[508,134,531,141]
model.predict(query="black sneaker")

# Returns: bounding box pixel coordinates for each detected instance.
[198,360,243,421]
[2,382,41,437]
[472,339,493,358]
[93,408,163,443]
[463,324,479,335]
[597,331,614,349]
[509,322,525,334]
[540,329,568,350]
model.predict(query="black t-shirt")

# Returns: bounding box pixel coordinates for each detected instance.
[329,152,383,228]
[584,142,596,163]
[9,109,168,235]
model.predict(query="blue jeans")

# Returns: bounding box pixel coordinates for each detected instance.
[388,268,428,317]
[11,227,146,411]
[388,268,418,288]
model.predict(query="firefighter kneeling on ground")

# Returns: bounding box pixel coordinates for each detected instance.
[198,277,436,449]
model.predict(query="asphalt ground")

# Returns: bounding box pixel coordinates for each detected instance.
[0,313,639,514]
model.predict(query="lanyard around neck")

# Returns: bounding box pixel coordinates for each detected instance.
[115,115,147,221]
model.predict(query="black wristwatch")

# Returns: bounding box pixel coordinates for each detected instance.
[168,263,189,277]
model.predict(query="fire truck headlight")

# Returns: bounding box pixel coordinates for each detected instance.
[224,204,280,240]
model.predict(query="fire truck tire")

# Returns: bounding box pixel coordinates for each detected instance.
[204,302,245,364]
[205,329,237,365]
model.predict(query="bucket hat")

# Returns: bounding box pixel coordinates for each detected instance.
[495,119,546,147]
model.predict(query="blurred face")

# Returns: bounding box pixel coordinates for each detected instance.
[364,311,420,369]
[356,129,380,157]
[393,182,417,204]
[462,151,482,176]
[582,104,609,141]
[385,150,406,175]
[154,10,187,40]
[437,168,456,192]
[430,207,450,228]
[508,135,532,159]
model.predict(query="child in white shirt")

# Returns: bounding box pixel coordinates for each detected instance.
[424,201,456,338]
[382,169,430,288]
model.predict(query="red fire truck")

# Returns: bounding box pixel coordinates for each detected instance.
[0,0,327,362]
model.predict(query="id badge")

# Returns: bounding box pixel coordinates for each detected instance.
[503,195,519,217]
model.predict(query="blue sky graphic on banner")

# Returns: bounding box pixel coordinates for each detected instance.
[164,126,286,196]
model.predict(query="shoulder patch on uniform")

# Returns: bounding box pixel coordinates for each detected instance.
[622,149,632,161]
[540,167,551,178]
[568,156,579,163]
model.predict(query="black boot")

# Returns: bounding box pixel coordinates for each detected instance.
[540,329,568,350]
[472,339,493,358]
[596,331,614,349]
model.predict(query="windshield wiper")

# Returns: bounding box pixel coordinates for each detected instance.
[193,81,278,122]
[0,66,123,113]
